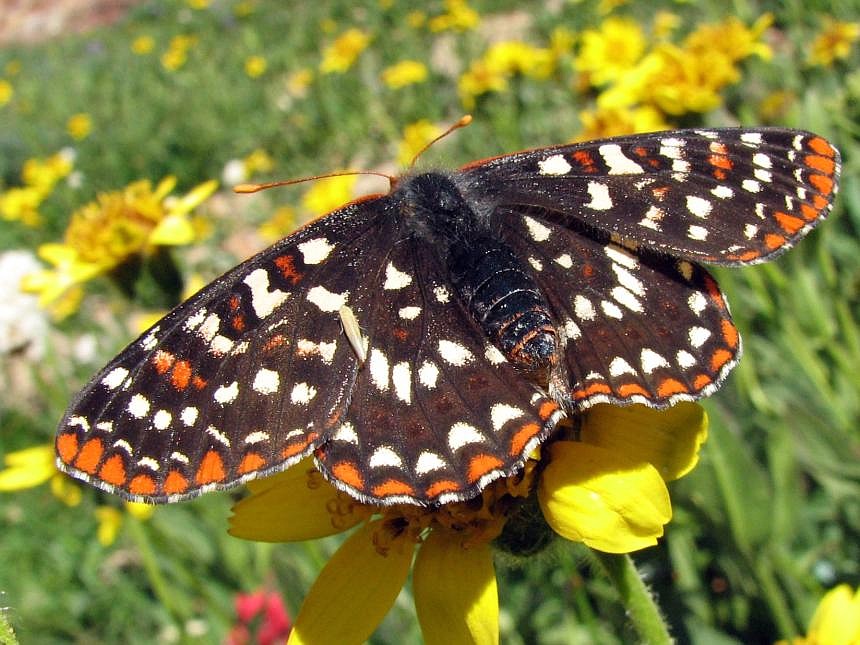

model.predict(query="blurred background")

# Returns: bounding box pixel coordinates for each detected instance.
[0,1,858,643]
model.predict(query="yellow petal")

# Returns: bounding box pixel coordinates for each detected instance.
[168,179,218,215]
[0,445,56,490]
[229,461,369,542]
[153,175,178,201]
[807,584,860,644]
[288,520,413,645]
[414,528,499,645]
[581,403,708,481]
[538,441,671,553]
[95,506,123,546]
[149,213,195,245]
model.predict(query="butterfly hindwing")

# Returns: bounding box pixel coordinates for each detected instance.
[314,233,564,505]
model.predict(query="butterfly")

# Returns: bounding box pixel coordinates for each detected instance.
[55,126,840,507]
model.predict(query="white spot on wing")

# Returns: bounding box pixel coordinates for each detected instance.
[490,403,524,432]
[554,253,573,268]
[744,223,758,239]
[538,154,572,176]
[676,350,697,368]
[484,344,506,365]
[298,237,334,264]
[128,394,150,419]
[398,306,421,320]
[609,357,636,376]
[383,262,413,290]
[611,286,643,312]
[641,349,669,373]
[599,143,645,174]
[689,326,712,348]
[433,285,451,303]
[290,382,317,404]
[102,367,129,390]
[369,446,403,469]
[688,225,709,241]
[369,349,390,391]
[752,152,772,168]
[392,362,412,404]
[574,295,596,321]
[244,431,270,445]
[214,381,240,404]
[244,269,289,318]
[210,334,234,355]
[153,410,172,430]
[585,181,613,210]
[415,451,446,474]
[438,339,473,365]
[711,185,734,199]
[448,422,485,451]
[688,292,707,314]
[605,244,638,268]
[307,285,348,312]
[523,215,552,241]
[181,406,199,426]
[740,132,763,144]
[686,195,712,219]
[332,423,359,444]
[253,368,280,394]
[198,313,221,342]
[206,425,230,447]
[742,179,761,193]
[601,300,623,319]
[418,361,439,388]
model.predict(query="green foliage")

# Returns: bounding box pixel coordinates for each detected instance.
[1,0,858,642]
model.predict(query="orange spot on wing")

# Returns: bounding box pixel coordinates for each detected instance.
[231,314,246,332]
[372,479,415,497]
[510,422,541,456]
[712,168,728,180]
[774,211,805,234]
[618,383,650,398]
[656,378,688,397]
[727,250,760,262]
[693,374,713,390]
[467,454,504,483]
[163,470,189,495]
[573,382,613,400]
[275,254,304,285]
[393,328,408,341]
[809,173,833,195]
[195,450,226,484]
[263,334,286,352]
[582,263,595,278]
[703,275,725,308]
[238,452,266,474]
[651,186,669,200]
[74,437,104,474]
[98,454,126,486]
[152,350,174,374]
[129,474,156,496]
[537,400,559,421]
[192,375,207,390]
[229,295,241,311]
[171,360,192,390]
[721,320,739,348]
[807,137,835,157]
[572,150,596,171]
[425,480,460,497]
[708,154,732,170]
[805,154,835,175]
[800,204,818,221]
[332,461,365,490]
[710,348,734,372]
[764,233,787,250]
[633,146,648,157]
[56,432,79,464]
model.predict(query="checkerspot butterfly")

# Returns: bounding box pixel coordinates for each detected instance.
[56,126,840,507]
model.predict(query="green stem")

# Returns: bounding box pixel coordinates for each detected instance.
[126,514,187,621]
[592,551,673,645]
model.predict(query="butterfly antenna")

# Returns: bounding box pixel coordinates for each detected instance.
[234,170,396,194]
[409,114,473,168]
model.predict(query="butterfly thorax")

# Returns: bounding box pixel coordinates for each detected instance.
[399,172,560,380]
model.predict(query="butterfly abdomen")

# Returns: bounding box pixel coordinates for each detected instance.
[401,172,559,372]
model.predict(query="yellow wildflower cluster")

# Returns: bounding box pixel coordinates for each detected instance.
[574,14,773,136]
[807,19,860,67]
[320,28,371,74]
[22,177,217,317]
[161,34,198,71]
[0,150,74,226]
[427,0,479,33]
[381,60,429,89]
[459,37,566,109]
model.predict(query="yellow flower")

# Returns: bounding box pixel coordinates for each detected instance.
[230,403,706,641]
[778,585,860,645]
[0,444,81,506]
[21,177,217,313]
[320,28,371,74]
[484,41,555,79]
[381,60,428,89]
[0,187,44,226]
[301,174,357,216]
[576,104,671,141]
[67,113,93,140]
[95,502,155,546]
[575,16,647,86]
[397,120,443,166]
[407,10,427,29]
[428,0,480,32]
[245,55,267,78]
[0,79,12,106]
[258,205,298,242]
[684,14,773,62]
[161,34,198,71]
[187,0,210,8]
[131,35,155,55]
[808,19,860,67]
[458,60,509,110]
[652,11,681,40]
[1,150,74,226]
[287,68,314,97]
[243,148,275,175]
